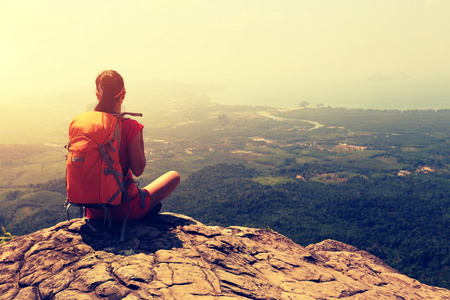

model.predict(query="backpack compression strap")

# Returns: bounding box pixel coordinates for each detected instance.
[98,122,125,204]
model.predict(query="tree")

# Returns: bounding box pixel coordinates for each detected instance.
[299,101,309,107]
[0,226,17,244]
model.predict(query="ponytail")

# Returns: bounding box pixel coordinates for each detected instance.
[95,70,125,113]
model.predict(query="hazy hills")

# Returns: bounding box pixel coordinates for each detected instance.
[1,78,224,144]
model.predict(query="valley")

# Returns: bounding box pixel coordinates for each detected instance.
[1,99,450,289]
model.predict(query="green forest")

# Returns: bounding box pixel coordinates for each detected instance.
[1,103,449,289]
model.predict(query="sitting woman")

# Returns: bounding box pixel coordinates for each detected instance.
[86,70,180,222]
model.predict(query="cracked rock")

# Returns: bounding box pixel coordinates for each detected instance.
[0,212,449,299]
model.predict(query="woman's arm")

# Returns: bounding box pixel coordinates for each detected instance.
[128,130,146,177]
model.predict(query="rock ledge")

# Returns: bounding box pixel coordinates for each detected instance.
[0,213,449,299]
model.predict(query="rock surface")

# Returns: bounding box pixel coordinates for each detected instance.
[0,213,449,299]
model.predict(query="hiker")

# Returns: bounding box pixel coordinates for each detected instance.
[85,70,180,222]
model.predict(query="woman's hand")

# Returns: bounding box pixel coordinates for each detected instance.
[128,130,146,176]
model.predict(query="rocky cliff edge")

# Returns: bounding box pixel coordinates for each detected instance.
[0,213,449,299]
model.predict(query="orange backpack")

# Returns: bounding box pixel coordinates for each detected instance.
[66,111,125,206]
[65,111,142,240]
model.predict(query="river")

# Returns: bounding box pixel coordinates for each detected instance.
[256,111,324,131]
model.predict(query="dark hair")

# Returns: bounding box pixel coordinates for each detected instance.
[95,70,125,113]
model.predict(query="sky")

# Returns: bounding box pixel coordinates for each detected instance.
[1,0,450,109]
